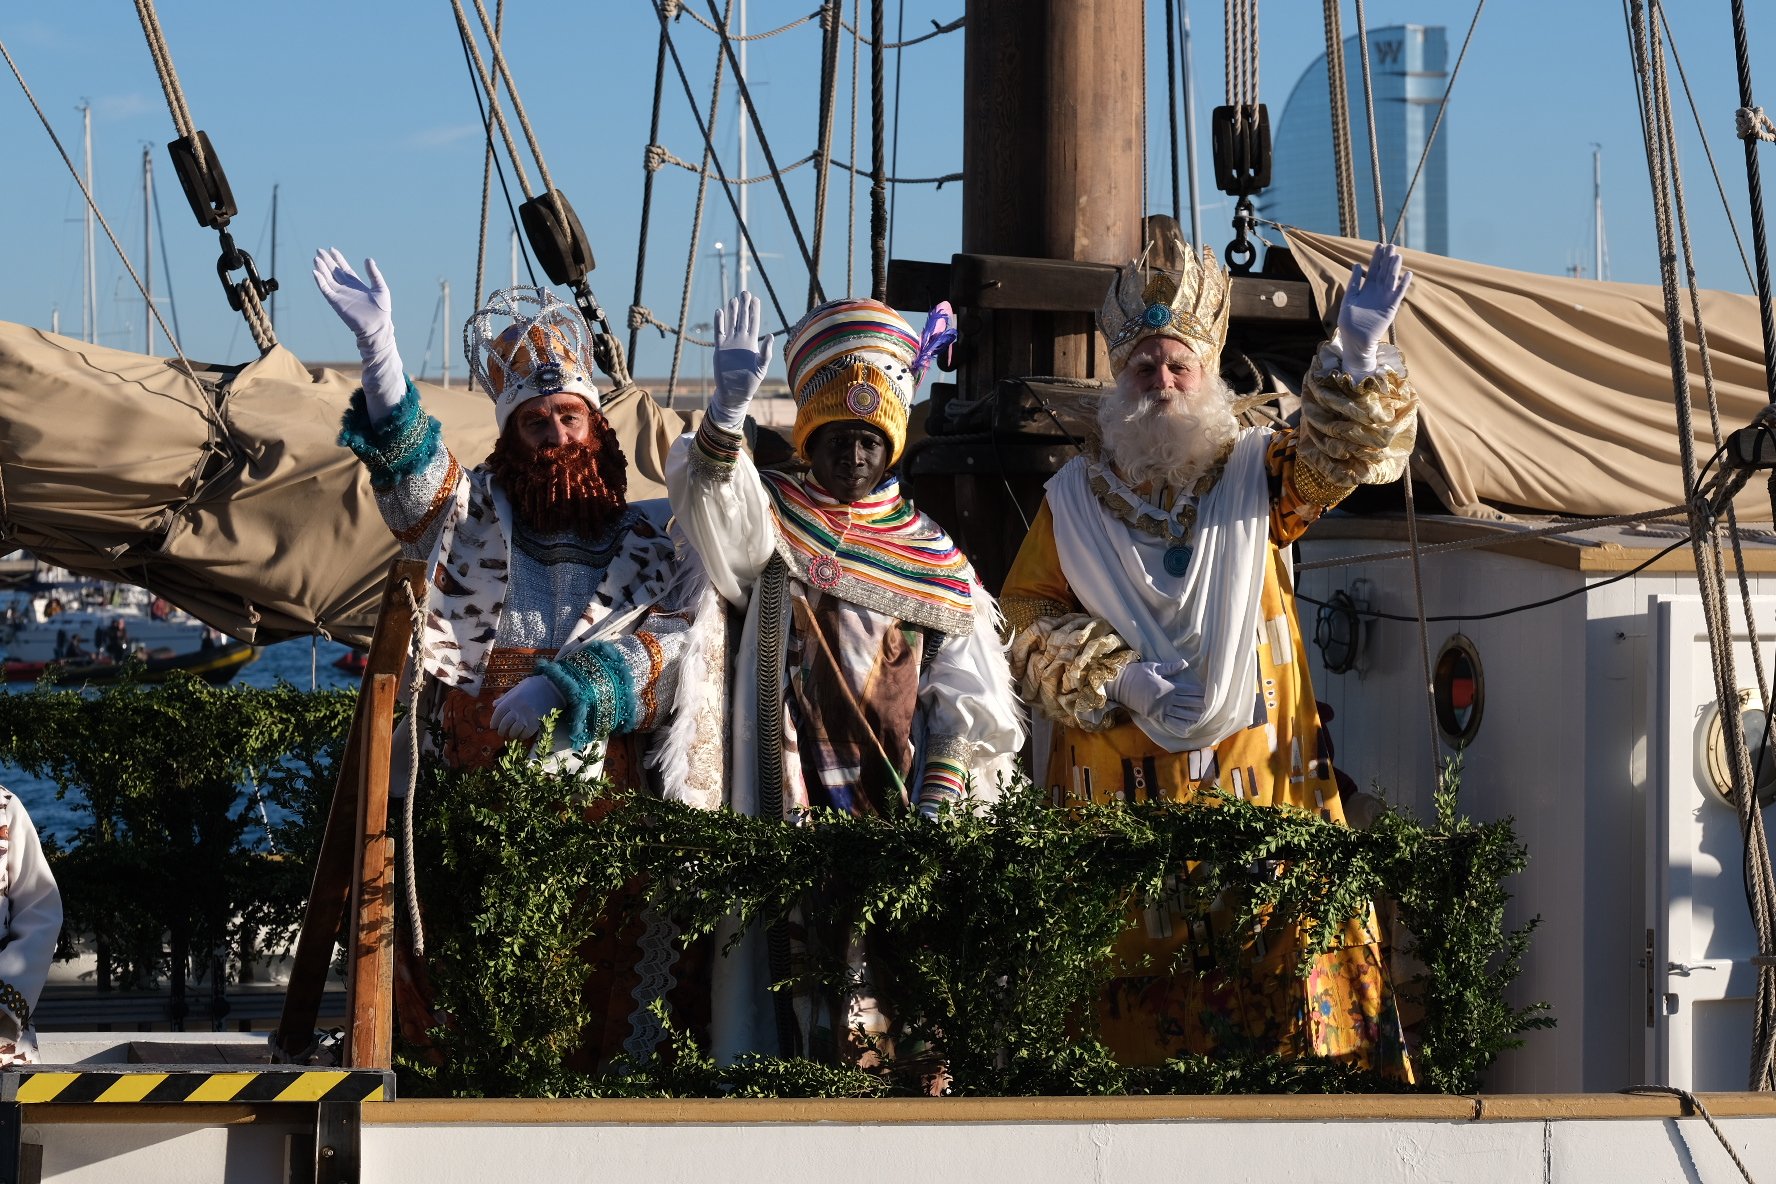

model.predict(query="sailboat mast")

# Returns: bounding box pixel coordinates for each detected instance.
[270,183,279,332]
[441,279,451,389]
[1593,145,1605,283]
[1181,1,1203,252]
[143,146,154,357]
[81,101,97,345]
[737,0,751,301]
[510,227,518,288]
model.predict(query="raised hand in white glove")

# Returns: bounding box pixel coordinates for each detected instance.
[488,674,565,741]
[708,292,775,433]
[1336,242,1413,377]
[312,247,407,422]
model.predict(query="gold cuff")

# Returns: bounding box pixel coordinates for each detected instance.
[1293,460,1358,507]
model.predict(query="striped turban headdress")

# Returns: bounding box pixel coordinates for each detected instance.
[785,297,953,464]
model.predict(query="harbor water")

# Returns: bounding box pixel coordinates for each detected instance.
[0,637,360,841]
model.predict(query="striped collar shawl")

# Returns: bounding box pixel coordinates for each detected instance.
[760,471,975,636]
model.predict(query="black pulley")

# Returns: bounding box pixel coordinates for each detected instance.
[1210,104,1272,196]
[166,132,238,230]
[519,190,595,287]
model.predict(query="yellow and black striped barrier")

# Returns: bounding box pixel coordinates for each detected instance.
[1,1067,391,1105]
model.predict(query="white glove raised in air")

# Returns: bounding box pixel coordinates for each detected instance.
[312,248,407,422]
[708,292,775,433]
[1109,657,1203,732]
[1336,242,1413,378]
[488,673,566,742]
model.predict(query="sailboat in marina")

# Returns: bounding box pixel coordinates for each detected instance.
[0,0,1775,1178]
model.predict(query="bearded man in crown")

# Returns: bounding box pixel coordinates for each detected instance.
[315,249,700,1065]
[1001,239,1419,1075]
[664,292,1023,1070]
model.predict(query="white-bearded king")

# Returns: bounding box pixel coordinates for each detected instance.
[1001,236,1420,1076]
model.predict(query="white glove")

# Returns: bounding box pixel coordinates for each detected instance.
[1335,242,1413,377]
[708,292,774,432]
[313,248,407,422]
[1109,657,1202,732]
[489,674,565,741]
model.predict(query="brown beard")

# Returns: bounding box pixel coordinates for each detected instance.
[485,410,629,536]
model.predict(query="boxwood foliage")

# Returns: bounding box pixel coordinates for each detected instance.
[0,675,354,1024]
[405,741,1549,1098]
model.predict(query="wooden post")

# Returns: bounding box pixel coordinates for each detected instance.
[944,0,1146,588]
[274,559,426,1066]
[345,669,398,1069]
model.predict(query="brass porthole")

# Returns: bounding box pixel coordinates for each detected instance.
[1700,689,1776,809]
[1433,634,1484,748]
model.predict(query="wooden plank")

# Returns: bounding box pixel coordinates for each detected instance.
[276,559,425,1062]
[947,253,1314,323]
[884,259,951,314]
[345,671,398,1070]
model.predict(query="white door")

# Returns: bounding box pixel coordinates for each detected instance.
[1649,595,1776,1090]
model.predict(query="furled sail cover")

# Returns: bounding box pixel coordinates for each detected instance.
[1283,227,1772,519]
[0,323,687,646]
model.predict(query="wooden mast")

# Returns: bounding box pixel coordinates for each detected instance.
[961,0,1145,396]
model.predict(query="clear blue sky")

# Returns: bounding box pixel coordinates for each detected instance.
[1,2,1771,378]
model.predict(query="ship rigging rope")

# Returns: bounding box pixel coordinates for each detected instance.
[1321,0,1357,237]
[399,578,429,957]
[474,0,508,308]
[700,0,826,301]
[1621,1087,1758,1184]
[838,12,962,49]
[652,1,794,334]
[631,8,676,369]
[664,0,733,403]
[848,0,861,295]
[810,2,843,309]
[1223,0,1257,116]
[1353,0,1443,791]
[457,8,539,292]
[1293,505,1692,571]
[449,0,534,202]
[870,0,888,300]
[131,0,277,353]
[1389,0,1486,245]
[1657,6,1756,290]
[1627,0,1776,1093]
[0,33,228,444]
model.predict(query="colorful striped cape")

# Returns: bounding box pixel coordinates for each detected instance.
[761,471,976,636]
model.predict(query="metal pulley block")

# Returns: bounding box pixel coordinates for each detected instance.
[1210,104,1271,197]
[166,132,238,231]
[520,189,596,288]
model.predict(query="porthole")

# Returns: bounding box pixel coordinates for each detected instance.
[1699,689,1776,810]
[1433,634,1484,748]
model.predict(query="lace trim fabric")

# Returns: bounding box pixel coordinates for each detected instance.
[1006,612,1140,732]
[1298,341,1419,486]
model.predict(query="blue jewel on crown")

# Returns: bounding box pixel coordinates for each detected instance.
[1142,303,1174,328]
[533,362,565,395]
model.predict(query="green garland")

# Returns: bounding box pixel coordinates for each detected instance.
[406,737,1551,1098]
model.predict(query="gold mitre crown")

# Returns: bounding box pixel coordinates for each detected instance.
[1098,235,1232,376]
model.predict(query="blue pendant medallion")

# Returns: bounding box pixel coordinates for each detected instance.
[1163,543,1193,576]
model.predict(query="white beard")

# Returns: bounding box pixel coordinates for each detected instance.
[1096,372,1242,490]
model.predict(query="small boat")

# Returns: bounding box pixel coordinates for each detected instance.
[333,649,369,676]
[2,640,256,686]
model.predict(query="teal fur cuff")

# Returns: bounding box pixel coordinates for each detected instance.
[338,378,441,490]
[538,643,639,748]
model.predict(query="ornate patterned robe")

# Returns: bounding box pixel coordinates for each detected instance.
[1002,348,1417,1075]
[665,419,1024,1066]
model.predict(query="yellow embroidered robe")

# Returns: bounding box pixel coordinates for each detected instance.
[1002,430,1411,1077]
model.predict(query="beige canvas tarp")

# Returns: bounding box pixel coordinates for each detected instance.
[0,323,689,646]
[1283,227,1772,519]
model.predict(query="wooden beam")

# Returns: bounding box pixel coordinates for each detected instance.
[345,670,398,1070]
[275,559,425,1064]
